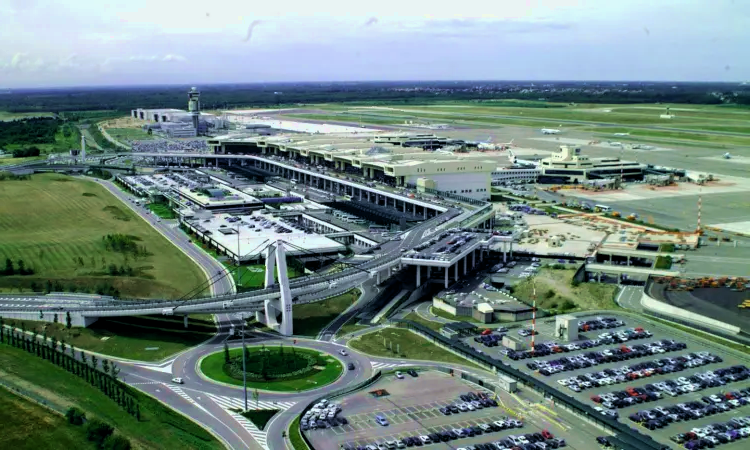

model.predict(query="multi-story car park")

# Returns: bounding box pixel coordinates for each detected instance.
[460,313,750,449]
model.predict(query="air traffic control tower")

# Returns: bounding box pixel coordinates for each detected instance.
[188,86,201,132]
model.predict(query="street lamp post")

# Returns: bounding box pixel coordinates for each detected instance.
[236,226,241,288]
[242,318,248,411]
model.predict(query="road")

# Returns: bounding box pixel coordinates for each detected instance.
[97,178,236,297]
[93,315,494,450]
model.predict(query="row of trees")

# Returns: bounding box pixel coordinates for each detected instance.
[23,279,121,298]
[0,117,60,146]
[11,146,41,158]
[102,234,150,257]
[0,316,141,420]
[0,172,31,181]
[2,258,35,276]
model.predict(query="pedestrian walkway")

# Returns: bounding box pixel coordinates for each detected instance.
[207,393,296,411]
[371,362,412,370]
[206,393,296,450]
[165,385,198,406]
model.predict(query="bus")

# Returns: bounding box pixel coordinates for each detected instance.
[369,224,388,233]
[594,204,611,212]
[343,194,353,201]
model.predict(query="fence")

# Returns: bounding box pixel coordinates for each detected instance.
[393,319,668,450]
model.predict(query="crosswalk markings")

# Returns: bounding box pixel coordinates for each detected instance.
[371,362,411,370]
[207,393,295,411]
[206,393,296,450]
[166,385,197,406]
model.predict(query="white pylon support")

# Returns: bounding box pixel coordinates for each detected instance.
[261,240,293,336]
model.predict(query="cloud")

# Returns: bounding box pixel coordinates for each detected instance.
[243,20,264,42]
[413,18,575,39]
[10,52,28,69]
[163,54,187,62]
[364,17,378,27]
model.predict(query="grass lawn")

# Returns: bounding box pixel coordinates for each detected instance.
[200,346,343,392]
[5,315,216,361]
[0,345,222,450]
[147,203,177,219]
[105,127,156,141]
[234,409,279,430]
[404,312,443,332]
[580,126,750,147]
[227,262,304,291]
[289,415,310,450]
[0,173,207,298]
[0,156,45,166]
[0,387,93,449]
[293,289,360,337]
[349,328,484,370]
[511,268,618,313]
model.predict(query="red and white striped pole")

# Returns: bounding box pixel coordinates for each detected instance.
[697,186,702,233]
[531,283,537,355]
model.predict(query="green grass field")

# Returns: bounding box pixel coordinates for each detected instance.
[305,102,750,145]
[105,127,156,141]
[334,320,369,339]
[146,203,177,219]
[0,173,207,298]
[403,312,442,331]
[200,346,343,392]
[0,345,222,450]
[349,328,484,370]
[512,268,618,313]
[292,289,360,337]
[580,127,750,147]
[0,387,92,449]
[6,315,216,361]
[0,155,45,166]
[228,262,303,290]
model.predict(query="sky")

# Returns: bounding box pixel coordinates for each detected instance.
[0,0,748,88]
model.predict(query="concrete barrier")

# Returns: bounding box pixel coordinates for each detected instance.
[640,291,741,335]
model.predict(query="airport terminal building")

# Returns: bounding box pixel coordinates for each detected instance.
[539,145,646,183]
[207,133,496,200]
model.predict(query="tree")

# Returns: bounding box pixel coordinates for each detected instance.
[53,313,58,324]
[224,341,230,364]
[111,362,120,380]
[17,259,25,275]
[66,312,72,329]
[102,359,110,375]
[39,310,44,320]
[3,258,13,276]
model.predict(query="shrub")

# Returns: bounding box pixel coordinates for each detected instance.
[544,290,555,299]
[102,434,132,450]
[561,300,577,311]
[85,418,114,446]
[65,406,86,425]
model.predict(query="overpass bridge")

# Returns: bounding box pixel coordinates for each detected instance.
[0,154,499,333]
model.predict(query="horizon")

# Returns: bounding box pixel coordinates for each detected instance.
[2,79,748,93]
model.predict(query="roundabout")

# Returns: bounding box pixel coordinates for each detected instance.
[199,344,344,392]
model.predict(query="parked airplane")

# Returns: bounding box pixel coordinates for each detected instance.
[541,128,561,135]
[508,149,540,167]
[467,136,515,151]
[613,132,631,137]
[724,152,732,159]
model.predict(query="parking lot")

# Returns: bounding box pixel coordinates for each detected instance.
[462,312,750,449]
[303,370,609,450]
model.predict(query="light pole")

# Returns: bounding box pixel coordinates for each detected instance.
[242,318,248,411]
[236,225,241,288]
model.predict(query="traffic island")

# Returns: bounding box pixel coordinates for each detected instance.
[199,345,343,392]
